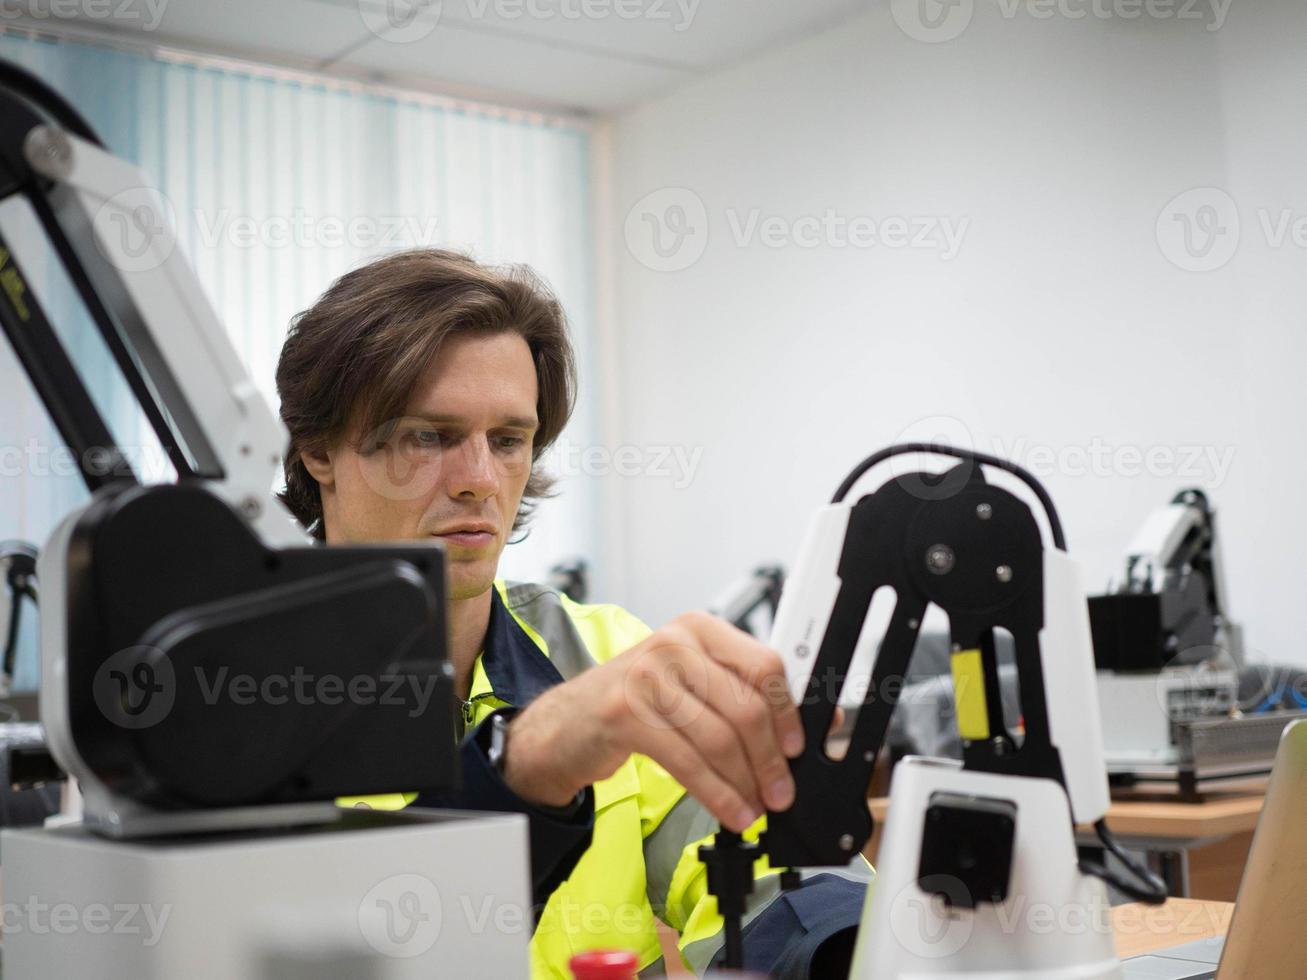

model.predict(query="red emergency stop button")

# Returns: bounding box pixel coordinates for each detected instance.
[568,949,639,980]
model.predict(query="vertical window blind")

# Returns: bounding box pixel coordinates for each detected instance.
[0,31,600,689]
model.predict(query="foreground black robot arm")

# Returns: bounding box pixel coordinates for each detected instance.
[0,59,456,837]
[764,446,1087,868]
[702,445,1167,977]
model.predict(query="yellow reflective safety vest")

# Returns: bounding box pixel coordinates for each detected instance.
[343,580,870,978]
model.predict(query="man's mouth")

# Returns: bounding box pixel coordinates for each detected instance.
[430,524,497,549]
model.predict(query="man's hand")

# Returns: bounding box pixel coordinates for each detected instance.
[500,611,805,832]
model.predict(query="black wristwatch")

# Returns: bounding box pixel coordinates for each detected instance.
[482,710,586,819]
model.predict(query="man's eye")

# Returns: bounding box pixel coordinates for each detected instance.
[494,436,526,452]
[406,430,444,448]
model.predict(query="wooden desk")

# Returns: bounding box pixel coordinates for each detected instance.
[1103,793,1263,839]
[659,899,1232,974]
[869,791,1263,837]
[868,791,1264,900]
[1112,898,1233,958]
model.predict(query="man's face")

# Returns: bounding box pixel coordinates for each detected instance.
[305,330,539,600]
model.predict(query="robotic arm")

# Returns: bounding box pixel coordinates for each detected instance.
[1093,488,1243,670]
[1,62,295,543]
[0,59,457,838]
[764,445,1108,866]
[0,60,540,980]
[702,444,1165,978]
[708,564,784,637]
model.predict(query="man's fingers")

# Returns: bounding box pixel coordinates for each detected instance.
[677,612,805,759]
[691,653,796,812]
[631,721,760,833]
[625,648,769,813]
[671,690,765,815]
[622,616,803,815]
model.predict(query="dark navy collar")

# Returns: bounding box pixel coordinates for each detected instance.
[480,586,566,707]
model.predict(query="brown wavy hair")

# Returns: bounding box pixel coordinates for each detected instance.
[275,248,577,540]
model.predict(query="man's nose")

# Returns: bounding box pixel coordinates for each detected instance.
[446,436,499,500]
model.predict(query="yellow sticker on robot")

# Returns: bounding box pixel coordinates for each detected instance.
[950,648,990,742]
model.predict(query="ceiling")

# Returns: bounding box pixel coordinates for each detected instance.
[13,0,865,115]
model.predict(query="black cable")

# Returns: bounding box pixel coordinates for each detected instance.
[2,584,33,681]
[0,58,104,147]
[830,442,1068,551]
[1078,818,1169,904]
[1,544,38,683]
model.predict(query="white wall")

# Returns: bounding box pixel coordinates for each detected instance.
[1208,0,1307,669]
[599,0,1306,670]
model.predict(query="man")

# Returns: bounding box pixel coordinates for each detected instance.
[275,249,867,978]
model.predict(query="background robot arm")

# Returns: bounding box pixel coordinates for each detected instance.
[709,564,785,636]
[1093,488,1243,671]
[0,58,457,838]
[0,540,37,696]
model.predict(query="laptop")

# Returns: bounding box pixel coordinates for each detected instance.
[1121,718,1307,979]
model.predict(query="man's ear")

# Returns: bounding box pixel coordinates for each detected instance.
[299,446,335,489]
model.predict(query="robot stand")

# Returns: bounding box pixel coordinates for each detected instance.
[851,757,1120,979]
[1,808,532,980]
